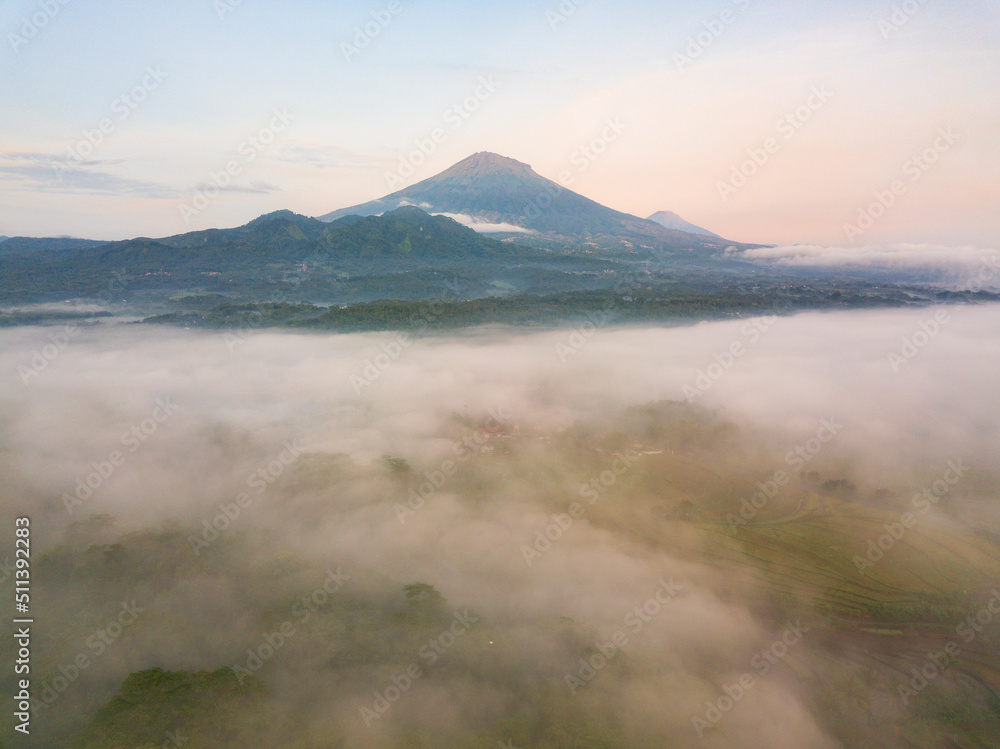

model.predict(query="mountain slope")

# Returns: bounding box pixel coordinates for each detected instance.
[318,152,738,253]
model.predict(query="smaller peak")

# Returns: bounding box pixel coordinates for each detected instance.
[646,210,721,239]
[648,211,680,221]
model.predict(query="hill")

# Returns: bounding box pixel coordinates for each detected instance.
[0,207,618,305]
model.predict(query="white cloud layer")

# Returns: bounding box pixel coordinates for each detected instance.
[2,305,997,746]
[435,212,536,234]
[733,244,1000,290]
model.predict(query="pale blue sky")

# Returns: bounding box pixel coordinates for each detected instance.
[1,0,998,244]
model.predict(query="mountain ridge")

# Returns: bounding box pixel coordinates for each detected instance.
[318,152,740,253]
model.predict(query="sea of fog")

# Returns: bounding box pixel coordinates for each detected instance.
[1,303,998,747]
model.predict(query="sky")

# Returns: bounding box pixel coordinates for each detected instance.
[0,0,998,245]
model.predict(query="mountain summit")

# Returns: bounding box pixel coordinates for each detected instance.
[318,152,736,253]
[435,151,536,180]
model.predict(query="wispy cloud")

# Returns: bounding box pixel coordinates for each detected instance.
[0,152,183,199]
[436,212,535,234]
[395,199,433,210]
[193,179,282,195]
[732,243,1000,290]
[2,151,125,168]
[272,142,393,170]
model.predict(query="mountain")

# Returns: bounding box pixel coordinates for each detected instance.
[646,211,721,239]
[0,157,760,308]
[2,202,931,323]
[0,206,617,305]
[318,152,740,253]
[62,207,553,277]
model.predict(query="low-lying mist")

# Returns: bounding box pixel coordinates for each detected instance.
[2,303,998,748]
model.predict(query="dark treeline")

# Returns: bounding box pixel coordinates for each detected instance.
[141,284,937,333]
